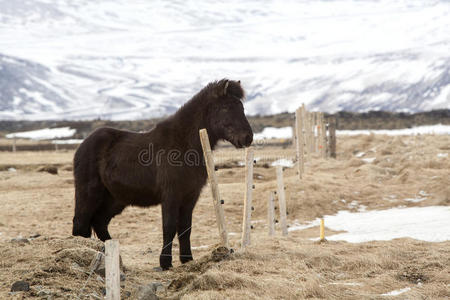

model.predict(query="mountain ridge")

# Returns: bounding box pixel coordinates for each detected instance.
[0,0,449,120]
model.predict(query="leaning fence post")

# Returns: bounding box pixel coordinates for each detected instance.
[267,192,275,236]
[295,108,304,179]
[241,147,254,249]
[276,166,288,236]
[199,129,229,248]
[105,240,120,300]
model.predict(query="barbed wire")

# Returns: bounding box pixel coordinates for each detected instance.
[76,252,103,300]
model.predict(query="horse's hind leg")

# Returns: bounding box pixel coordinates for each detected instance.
[73,183,96,238]
[72,191,92,238]
[91,198,125,242]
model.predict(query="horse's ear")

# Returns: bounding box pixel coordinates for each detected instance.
[223,80,229,96]
[238,80,241,85]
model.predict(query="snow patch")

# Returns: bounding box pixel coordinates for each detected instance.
[310,206,450,243]
[271,159,294,168]
[6,127,76,140]
[52,139,83,144]
[254,127,292,140]
[337,124,450,136]
[355,152,365,158]
[362,157,376,163]
[405,191,429,203]
[254,124,450,141]
[381,287,411,296]
[288,219,321,232]
[358,205,367,212]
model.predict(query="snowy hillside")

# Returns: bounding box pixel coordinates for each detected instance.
[0,0,449,120]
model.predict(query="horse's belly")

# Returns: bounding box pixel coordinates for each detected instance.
[107,183,160,207]
[128,193,160,207]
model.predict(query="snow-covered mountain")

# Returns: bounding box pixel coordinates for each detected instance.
[0,0,449,120]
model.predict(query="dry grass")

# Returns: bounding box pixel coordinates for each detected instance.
[0,134,449,299]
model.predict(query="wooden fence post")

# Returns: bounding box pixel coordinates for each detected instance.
[329,118,337,159]
[311,112,316,155]
[241,147,254,248]
[317,113,322,156]
[293,115,297,150]
[325,121,329,158]
[199,129,229,248]
[105,240,120,300]
[301,104,309,162]
[295,108,304,179]
[276,166,288,236]
[320,218,325,241]
[320,113,327,158]
[314,112,320,154]
[267,192,275,236]
[310,112,314,154]
[305,110,311,156]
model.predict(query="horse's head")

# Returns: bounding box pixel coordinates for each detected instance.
[208,79,253,148]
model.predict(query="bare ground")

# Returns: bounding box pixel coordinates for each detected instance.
[0,134,449,299]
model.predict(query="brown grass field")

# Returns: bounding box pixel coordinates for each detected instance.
[0,134,449,299]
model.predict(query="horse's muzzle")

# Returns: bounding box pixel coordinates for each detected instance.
[235,133,253,148]
[244,133,253,147]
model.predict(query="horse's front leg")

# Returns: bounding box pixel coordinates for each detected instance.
[177,201,195,264]
[160,195,180,270]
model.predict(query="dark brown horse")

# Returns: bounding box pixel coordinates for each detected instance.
[72,79,253,270]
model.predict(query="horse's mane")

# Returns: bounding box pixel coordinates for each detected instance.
[183,79,245,108]
[154,79,245,138]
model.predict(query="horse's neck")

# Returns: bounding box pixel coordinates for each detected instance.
[164,105,218,151]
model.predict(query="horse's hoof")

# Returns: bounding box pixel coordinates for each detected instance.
[160,256,173,270]
[180,256,193,264]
